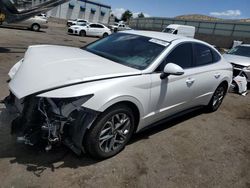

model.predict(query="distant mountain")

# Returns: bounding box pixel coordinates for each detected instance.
[175,14,250,22]
[175,14,221,21]
[238,19,250,22]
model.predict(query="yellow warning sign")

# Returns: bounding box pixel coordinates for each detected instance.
[0,13,6,22]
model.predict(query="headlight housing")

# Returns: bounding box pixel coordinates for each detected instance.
[38,94,94,117]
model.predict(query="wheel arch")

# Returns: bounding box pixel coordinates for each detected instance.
[220,80,229,89]
[97,96,143,130]
[80,29,86,36]
[31,22,40,28]
[100,100,141,132]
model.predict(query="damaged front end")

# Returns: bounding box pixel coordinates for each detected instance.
[2,92,98,155]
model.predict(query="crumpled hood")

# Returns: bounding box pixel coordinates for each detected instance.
[223,54,250,67]
[9,45,141,99]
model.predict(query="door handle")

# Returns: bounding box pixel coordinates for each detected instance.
[186,78,195,86]
[214,73,221,79]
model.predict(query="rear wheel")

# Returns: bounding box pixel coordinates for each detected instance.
[31,24,40,32]
[103,32,108,38]
[206,83,227,112]
[84,105,135,159]
[79,30,86,37]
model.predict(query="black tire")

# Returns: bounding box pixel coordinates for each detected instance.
[206,83,227,112]
[84,104,135,159]
[231,80,239,93]
[79,30,86,37]
[102,33,108,38]
[31,23,40,32]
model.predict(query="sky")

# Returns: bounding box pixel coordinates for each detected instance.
[101,0,250,19]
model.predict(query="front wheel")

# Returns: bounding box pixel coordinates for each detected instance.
[31,24,40,32]
[102,33,108,38]
[84,105,135,159]
[206,83,227,112]
[79,30,86,37]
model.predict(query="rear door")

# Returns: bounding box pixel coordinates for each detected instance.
[189,43,222,106]
[95,24,105,36]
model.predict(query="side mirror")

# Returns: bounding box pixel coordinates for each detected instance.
[160,63,184,79]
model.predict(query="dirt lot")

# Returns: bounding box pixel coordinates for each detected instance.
[0,23,250,188]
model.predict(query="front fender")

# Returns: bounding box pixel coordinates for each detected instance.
[38,75,151,119]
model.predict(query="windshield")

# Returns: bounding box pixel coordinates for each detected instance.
[84,33,168,70]
[162,28,175,34]
[227,46,250,58]
[114,23,119,26]
[76,23,86,26]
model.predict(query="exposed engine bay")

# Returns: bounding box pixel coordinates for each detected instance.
[2,92,98,155]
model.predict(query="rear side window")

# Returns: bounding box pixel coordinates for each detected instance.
[194,43,213,66]
[157,43,193,71]
[212,49,221,62]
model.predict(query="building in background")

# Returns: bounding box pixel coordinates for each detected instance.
[46,0,111,24]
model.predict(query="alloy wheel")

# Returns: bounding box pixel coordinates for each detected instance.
[98,113,131,153]
[212,86,225,109]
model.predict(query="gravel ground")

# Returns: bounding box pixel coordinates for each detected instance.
[0,23,250,188]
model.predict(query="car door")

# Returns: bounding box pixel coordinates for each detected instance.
[8,17,32,28]
[189,43,223,106]
[95,24,105,36]
[87,24,99,36]
[145,43,196,126]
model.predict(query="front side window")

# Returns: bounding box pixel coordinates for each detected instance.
[227,46,250,58]
[85,33,168,70]
[157,43,193,71]
[162,28,175,34]
[194,43,213,66]
[96,24,104,28]
[89,24,97,28]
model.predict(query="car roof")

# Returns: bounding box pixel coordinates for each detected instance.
[121,30,187,42]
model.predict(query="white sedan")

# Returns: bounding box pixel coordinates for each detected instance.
[223,44,250,82]
[3,30,232,159]
[6,16,48,31]
[68,23,111,38]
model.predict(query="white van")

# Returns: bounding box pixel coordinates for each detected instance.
[163,24,195,38]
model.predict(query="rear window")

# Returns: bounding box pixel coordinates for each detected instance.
[194,43,213,66]
[212,49,221,62]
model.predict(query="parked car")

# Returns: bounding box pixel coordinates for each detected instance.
[163,24,195,38]
[68,23,111,37]
[109,22,131,32]
[3,30,232,159]
[6,16,48,31]
[67,19,88,27]
[223,44,250,82]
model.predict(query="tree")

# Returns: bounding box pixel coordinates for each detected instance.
[138,12,145,18]
[121,10,133,21]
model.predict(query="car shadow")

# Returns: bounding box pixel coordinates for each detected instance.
[0,25,46,33]
[130,108,203,144]
[0,105,203,176]
[0,46,27,53]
